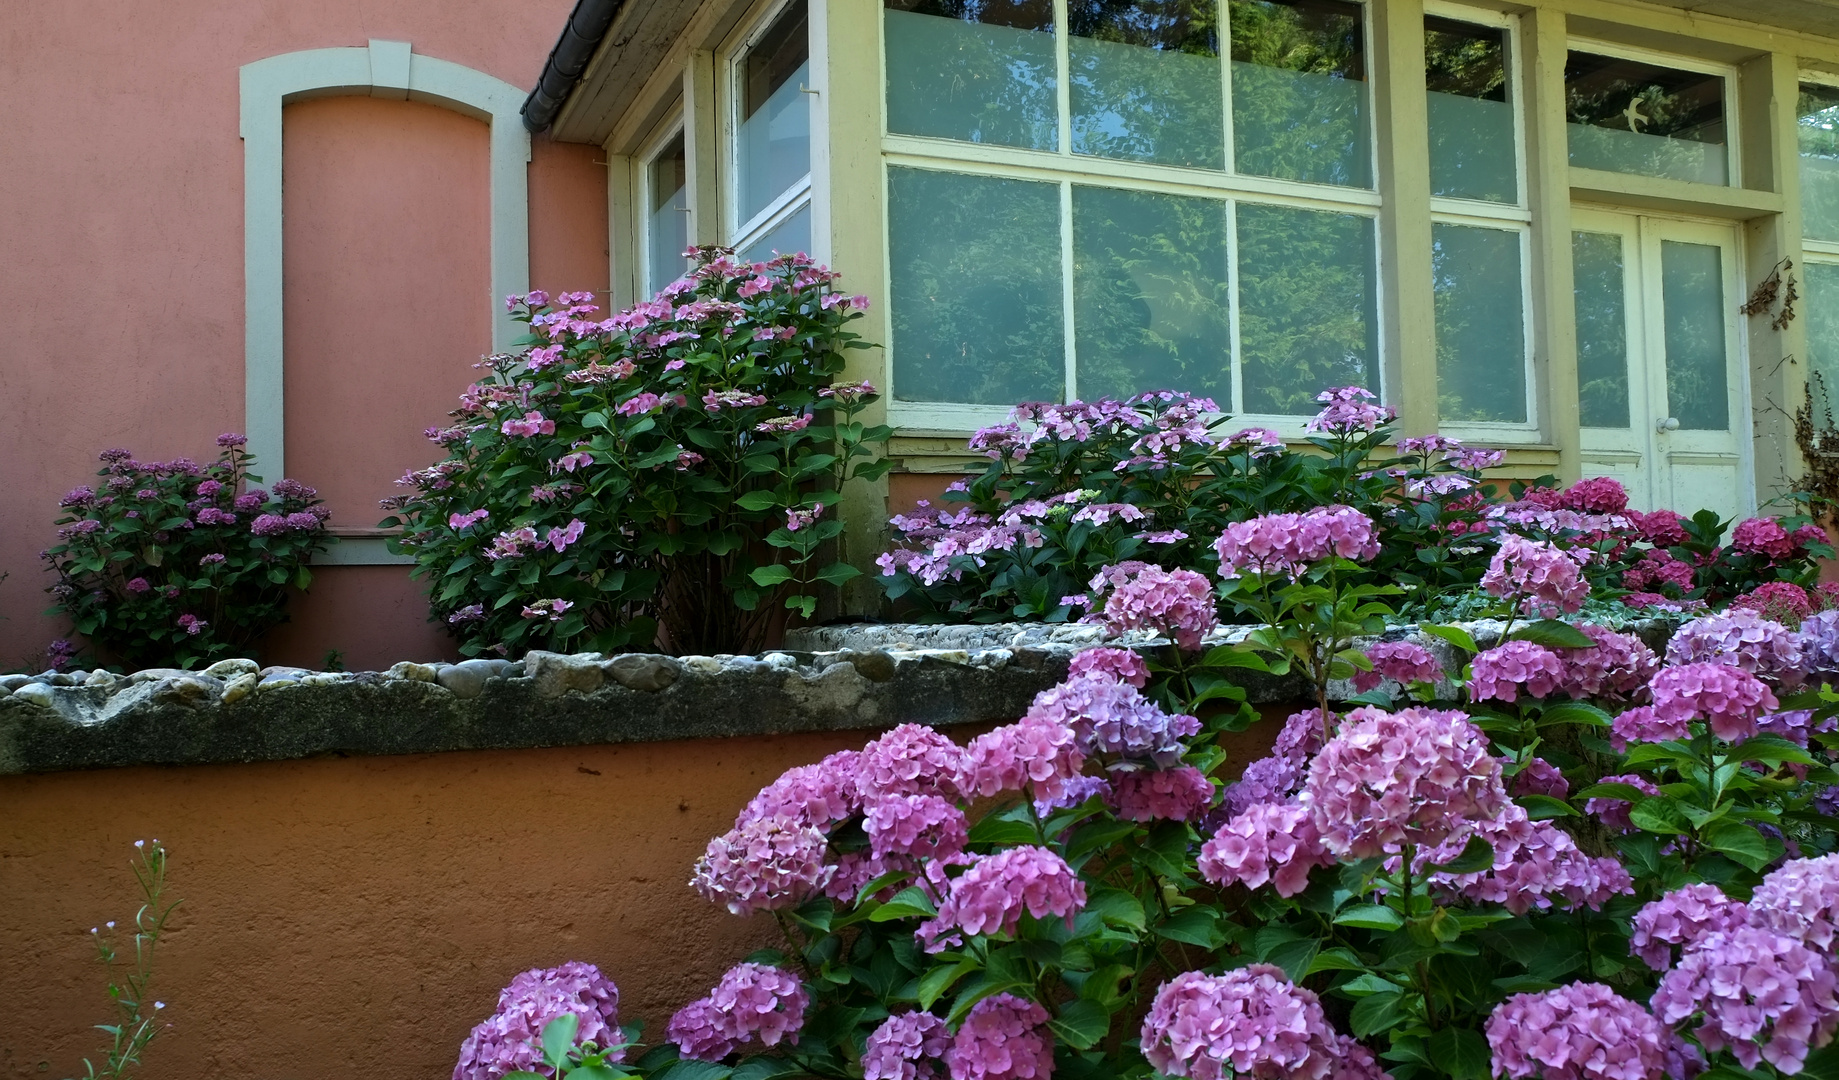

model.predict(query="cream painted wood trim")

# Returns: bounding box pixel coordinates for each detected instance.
[239,40,530,564]
[1525,7,1582,482]
[1374,0,1436,435]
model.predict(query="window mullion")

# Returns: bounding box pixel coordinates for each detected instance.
[1054,0,1072,158]
[1061,180,1078,403]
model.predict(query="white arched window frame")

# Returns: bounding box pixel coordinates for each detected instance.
[239,40,531,564]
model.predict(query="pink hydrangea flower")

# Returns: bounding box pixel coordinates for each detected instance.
[1199,800,1335,897]
[1510,757,1568,799]
[1486,983,1670,1080]
[1584,773,1660,834]
[1300,707,1508,859]
[500,411,556,438]
[1418,803,1631,915]
[1214,505,1381,580]
[960,714,1085,804]
[1621,548,1696,594]
[918,847,1086,951]
[1553,625,1659,700]
[1109,766,1214,822]
[1306,386,1394,436]
[669,963,808,1061]
[1331,1036,1393,1080]
[1558,477,1630,514]
[1629,883,1748,971]
[1635,509,1688,546]
[1647,662,1779,742]
[1023,674,1199,768]
[1468,641,1565,702]
[864,793,968,861]
[1140,966,1341,1080]
[1090,564,1217,649]
[690,816,833,916]
[857,724,968,802]
[1750,852,1839,951]
[1650,926,1839,1073]
[944,994,1053,1080]
[738,750,862,830]
[1481,534,1589,617]
[864,1011,950,1080]
[454,961,623,1080]
[1732,516,1798,561]
[1665,610,1807,689]
[1352,641,1445,693]
[1067,647,1148,687]
[1732,582,1816,627]
[1609,705,1690,750]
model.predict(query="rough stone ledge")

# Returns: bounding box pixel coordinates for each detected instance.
[0,619,1674,777]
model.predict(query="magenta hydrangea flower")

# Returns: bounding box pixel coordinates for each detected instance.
[1560,477,1630,513]
[857,724,968,802]
[1067,647,1149,687]
[960,713,1085,803]
[1750,853,1839,951]
[864,1011,950,1080]
[669,963,809,1062]
[454,961,623,1080]
[1109,765,1214,822]
[1482,534,1590,617]
[1647,662,1779,742]
[1510,756,1569,799]
[737,749,862,831]
[919,846,1086,951]
[865,793,969,861]
[1418,803,1631,915]
[1553,625,1659,700]
[1199,800,1335,897]
[690,816,833,916]
[1584,774,1660,834]
[1214,505,1381,580]
[1732,582,1816,627]
[1024,674,1198,768]
[1468,641,1566,702]
[1630,884,1749,971]
[1665,610,1807,689]
[1352,641,1445,693]
[1300,707,1508,859]
[1140,966,1341,1080]
[1732,516,1799,560]
[1650,926,1839,1073]
[1485,983,1670,1080]
[1093,564,1218,650]
[944,994,1053,1080]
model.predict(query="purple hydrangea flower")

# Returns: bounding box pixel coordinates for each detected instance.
[1199,800,1334,897]
[1510,756,1569,799]
[944,994,1052,1080]
[1486,983,1670,1080]
[1553,625,1659,700]
[1418,804,1632,915]
[857,725,968,802]
[1750,852,1839,951]
[668,963,808,1062]
[1802,610,1839,675]
[1140,966,1341,1080]
[919,847,1086,952]
[1300,707,1508,859]
[961,714,1085,804]
[1650,926,1839,1073]
[1109,765,1214,822]
[864,1011,950,1080]
[1024,674,1198,768]
[1647,662,1778,742]
[1352,641,1444,693]
[1091,564,1218,649]
[864,793,968,861]
[690,816,832,916]
[1067,646,1149,687]
[738,750,862,831]
[1214,505,1381,580]
[1584,774,1660,834]
[453,961,622,1080]
[1481,534,1590,617]
[1306,386,1394,435]
[1666,610,1808,688]
[1629,883,1748,971]
[1609,705,1691,751]
[1468,641,1566,703]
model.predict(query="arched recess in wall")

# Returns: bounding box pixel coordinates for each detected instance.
[240,40,529,564]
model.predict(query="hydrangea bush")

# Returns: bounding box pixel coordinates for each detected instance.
[456,483,1839,1080]
[876,389,1829,624]
[43,435,332,668]
[384,248,890,657]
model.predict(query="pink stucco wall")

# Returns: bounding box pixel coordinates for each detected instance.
[0,0,609,673]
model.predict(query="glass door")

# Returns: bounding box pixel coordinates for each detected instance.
[1573,209,1748,518]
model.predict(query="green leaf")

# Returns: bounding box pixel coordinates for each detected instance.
[1575,782,1662,804]
[653,1061,733,1080]
[1429,1027,1492,1080]
[967,817,1040,847]
[1419,624,1478,654]
[1307,947,1369,974]
[1507,620,1598,649]
[1433,836,1494,875]
[1156,906,1224,948]
[1536,701,1611,728]
[1264,937,1319,981]
[868,886,937,922]
[1084,888,1146,933]
[569,1068,623,1080]
[1726,734,1818,766]
[749,564,795,587]
[1627,796,1693,836]
[1349,990,1407,1037]
[729,1059,806,1080]
[542,1013,580,1065]
[1517,795,1579,820]
[1334,904,1405,930]
[1700,821,1775,871]
[1048,999,1112,1051]
[736,490,780,512]
[918,960,978,1010]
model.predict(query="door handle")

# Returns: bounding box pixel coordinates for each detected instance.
[1656,417,1680,432]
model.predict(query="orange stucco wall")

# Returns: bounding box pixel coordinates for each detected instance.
[0,0,608,673]
[0,733,864,1079]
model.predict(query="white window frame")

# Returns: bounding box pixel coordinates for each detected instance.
[1564,36,1742,190]
[721,0,816,256]
[1424,4,1539,441]
[638,114,691,299]
[875,0,1386,438]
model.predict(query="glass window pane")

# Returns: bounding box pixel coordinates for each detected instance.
[885,1,1058,150]
[1073,186,1231,403]
[1565,51,1726,185]
[739,1,811,226]
[1070,1,1224,169]
[742,202,812,263]
[1572,231,1631,429]
[1660,239,1729,431]
[1808,261,1839,411]
[1799,83,1839,243]
[1229,0,1371,188]
[1425,17,1515,204]
[646,133,689,296]
[1235,202,1377,413]
[889,167,1064,404]
[1431,223,1526,423]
